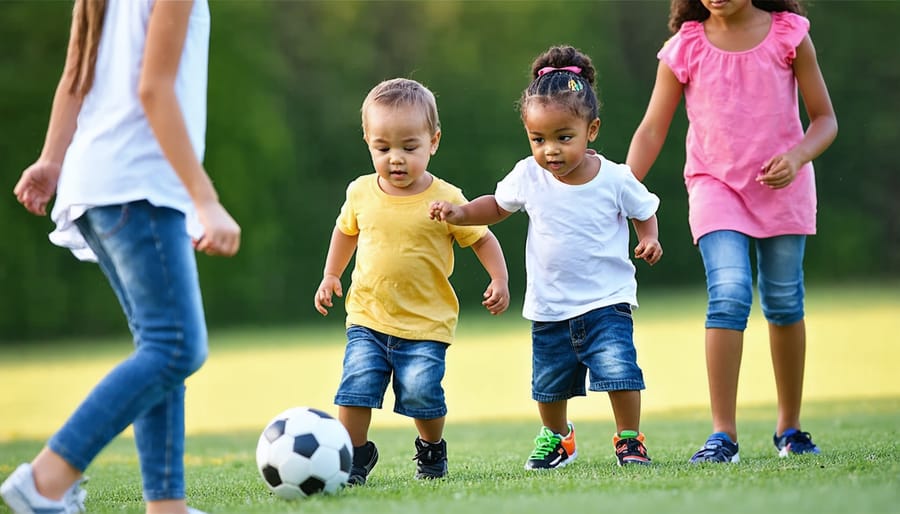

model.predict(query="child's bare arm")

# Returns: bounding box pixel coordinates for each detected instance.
[314,227,358,316]
[430,195,513,226]
[470,231,510,315]
[631,216,663,266]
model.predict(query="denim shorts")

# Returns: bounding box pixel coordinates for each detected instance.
[531,304,645,402]
[334,325,449,419]
[698,230,806,331]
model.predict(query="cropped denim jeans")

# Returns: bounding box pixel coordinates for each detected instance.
[48,201,207,502]
[698,230,806,331]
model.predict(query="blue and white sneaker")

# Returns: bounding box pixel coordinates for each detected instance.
[774,428,821,456]
[689,432,740,463]
[0,463,86,513]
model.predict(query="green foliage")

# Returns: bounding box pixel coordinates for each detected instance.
[1,1,896,339]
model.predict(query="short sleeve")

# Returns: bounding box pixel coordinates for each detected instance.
[771,11,810,65]
[618,167,660,222]
[335,179,360,236]
[494,158,529,213]
[657,21,704,84]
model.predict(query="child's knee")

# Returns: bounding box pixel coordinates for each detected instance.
[760,280,805,325]
[705,271,752,330]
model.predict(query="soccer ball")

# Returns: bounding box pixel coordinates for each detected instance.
[255,406,353,499]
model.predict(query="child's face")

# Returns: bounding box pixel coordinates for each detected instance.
[363,103,440,195]
[523,102,600,185]
[700,0,752,18]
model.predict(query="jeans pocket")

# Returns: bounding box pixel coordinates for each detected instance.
[612,303,633,318]
[87,203,132,240]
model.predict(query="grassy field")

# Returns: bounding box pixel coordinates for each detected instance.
[0,399,897,514]
[1,284,898,513]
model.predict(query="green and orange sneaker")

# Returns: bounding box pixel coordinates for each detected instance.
[524,423,577,470]
[613,431,651,466]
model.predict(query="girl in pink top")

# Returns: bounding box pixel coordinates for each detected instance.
[627,0,837,463]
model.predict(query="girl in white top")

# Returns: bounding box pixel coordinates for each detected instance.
[430,45,662,469]
[4,1,239,513]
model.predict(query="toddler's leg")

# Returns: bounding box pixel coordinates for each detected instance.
[339,406,373,447]
[537,400,569,436]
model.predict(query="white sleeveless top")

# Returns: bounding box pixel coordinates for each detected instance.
[50,0,209,261]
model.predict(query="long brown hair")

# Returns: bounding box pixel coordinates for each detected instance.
[69,0,107,98]
[668,0,805,33]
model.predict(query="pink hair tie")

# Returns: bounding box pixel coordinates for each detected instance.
[537,66,582,77]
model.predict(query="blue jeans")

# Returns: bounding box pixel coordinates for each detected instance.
[334,325,449,419]
[698,230,806,331]
[531,304,645,402]
[48,201,207,502]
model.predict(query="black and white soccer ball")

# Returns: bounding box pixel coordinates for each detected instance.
[255,406,353,499]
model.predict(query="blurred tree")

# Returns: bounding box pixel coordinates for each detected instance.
[0,1,895,341]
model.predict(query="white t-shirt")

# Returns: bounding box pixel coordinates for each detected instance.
[495,154,659,322]
[50,0,210,261]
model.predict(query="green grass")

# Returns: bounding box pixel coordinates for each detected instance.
[1,283,899,513]
[1,398,898,514]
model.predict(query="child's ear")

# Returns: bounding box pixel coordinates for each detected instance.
[430,129,442,155]
[588,118,601,142]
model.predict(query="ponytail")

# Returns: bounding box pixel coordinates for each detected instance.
[69,0,107,98]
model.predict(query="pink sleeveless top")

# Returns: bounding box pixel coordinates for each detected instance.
[659,11,815,243]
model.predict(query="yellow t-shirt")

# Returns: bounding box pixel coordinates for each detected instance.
[337,173,487,343]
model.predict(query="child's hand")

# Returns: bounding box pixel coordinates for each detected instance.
[429,200,463,224]
[194,201,242,257]
[634,238,662,266]
[757,152,801,189]
[482,279,510,315]
[13,160,61,216]
[314,274,343,316]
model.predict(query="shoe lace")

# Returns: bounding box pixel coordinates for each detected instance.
[615,438,646,458]
[64,477,88,513]
[412,441,444,465]
[529,428,561,459]
[785,431,817,451]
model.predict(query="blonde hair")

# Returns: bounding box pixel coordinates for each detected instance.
[361,78,440,135]
[69,0,107,98]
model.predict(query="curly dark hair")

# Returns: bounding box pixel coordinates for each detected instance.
[668,0,805,33]
[518,45,601,124]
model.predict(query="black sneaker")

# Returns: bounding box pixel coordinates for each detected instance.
[347,441,378,486]
[413,437,448,479]
[613,432,652,466]
[524,424,577,470]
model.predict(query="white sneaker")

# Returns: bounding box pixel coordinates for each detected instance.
[0,463,86,514]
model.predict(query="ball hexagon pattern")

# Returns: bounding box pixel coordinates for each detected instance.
[255,406,353,499]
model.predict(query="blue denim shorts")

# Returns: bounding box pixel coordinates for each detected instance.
[531,304,645,402]
[334,325,449,419]
[698,230,806,331]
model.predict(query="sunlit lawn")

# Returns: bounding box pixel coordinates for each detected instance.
[3,283,897,440]
[1,284,898,513]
